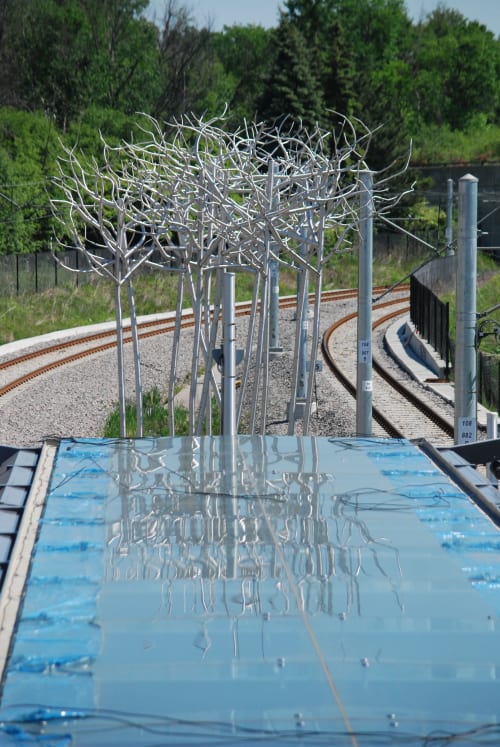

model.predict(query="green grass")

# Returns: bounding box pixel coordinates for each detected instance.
[0,246,457,346]
[443,252,500,355]
[413,120,500,165]
[103,386,221,438]
[323,245,434,290]
[103,387,187,437]
[0,268,299,345]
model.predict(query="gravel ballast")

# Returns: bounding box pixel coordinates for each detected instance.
[0,299,386,448]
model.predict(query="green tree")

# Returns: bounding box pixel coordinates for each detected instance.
[335,0,414,167]
[207,25,273,125]
[413,7,500,130]
[282,0,357,117]
[154,0,212,119]
[257,14,325,129]
[280,0,413,166]
[82,0,160,114]
[0,0,91,127]
[0,108,61,253]
[0,0,160,127]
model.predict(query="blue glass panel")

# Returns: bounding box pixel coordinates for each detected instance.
[0,436,499,746]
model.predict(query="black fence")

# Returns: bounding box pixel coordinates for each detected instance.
[479,352,500,414]
[411,273,500,415]
[0,248,173,296]
[410,274,451,378]
[0,250,95,296]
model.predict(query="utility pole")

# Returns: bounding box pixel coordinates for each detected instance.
[356,171,373,437]
[454,174,478,445]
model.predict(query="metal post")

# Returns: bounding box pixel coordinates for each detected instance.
[297,219,309,403]
[269,258,282,357]
[356,171,373,437]
[127,279,143,437]
[446,178,454,256]
[486,411,498,485]
[297,277,308,400]
[268,161,282,359]
[116,202,126,438]
[288,213,316,426]
[222,271,236,436]
[115,278,126,438]
[454,174,478,445]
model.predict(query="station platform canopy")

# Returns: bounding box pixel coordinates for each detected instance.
[0,435,499,745]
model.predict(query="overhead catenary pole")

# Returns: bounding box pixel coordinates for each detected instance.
[356,171,374,437]
[454,173,478,445]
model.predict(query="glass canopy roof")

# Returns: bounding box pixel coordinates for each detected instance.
[0,435,499,745]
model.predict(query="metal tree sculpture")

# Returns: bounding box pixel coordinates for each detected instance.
[51,141,162,437]
[52,112,410,438]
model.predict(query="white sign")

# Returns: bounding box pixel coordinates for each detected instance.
[458,416,476,444]
[358,339,371,363]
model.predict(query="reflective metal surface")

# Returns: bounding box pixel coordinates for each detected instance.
[1,436,499,745]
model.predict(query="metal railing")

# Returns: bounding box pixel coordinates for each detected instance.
[479,352,500,414]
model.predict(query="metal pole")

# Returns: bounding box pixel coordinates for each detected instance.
[446,178,454,256]
[454,173,478,445]
[356,171,373,437]
[269,258,282,357]
[222,271,236,436]
[116,203,126,438]
[486,411,498,485]
[297,219,309,402]
[127,278,143,437]
[268,161,282,359]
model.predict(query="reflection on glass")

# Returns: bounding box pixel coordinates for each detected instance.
[105,436,403,626]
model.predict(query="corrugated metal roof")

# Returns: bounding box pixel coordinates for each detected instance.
[0,436,499,745]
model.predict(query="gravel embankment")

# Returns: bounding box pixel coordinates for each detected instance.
[0,299,370,449]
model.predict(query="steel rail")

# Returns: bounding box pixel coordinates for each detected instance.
[372,310,454,438]
[322,300,454,440]
[0,285,408,400]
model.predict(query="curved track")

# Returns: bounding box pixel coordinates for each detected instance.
[0,286,406,400]
[1,283,449,444]
[322,299,455,443]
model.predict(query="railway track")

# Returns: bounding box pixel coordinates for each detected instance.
[0,286,406,400]
[322,297,455,444]
[0,282,454,446]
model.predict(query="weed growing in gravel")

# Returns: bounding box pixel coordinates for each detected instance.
[103,386,221,437]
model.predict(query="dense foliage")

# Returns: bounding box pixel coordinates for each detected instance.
[1,0,500,253]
